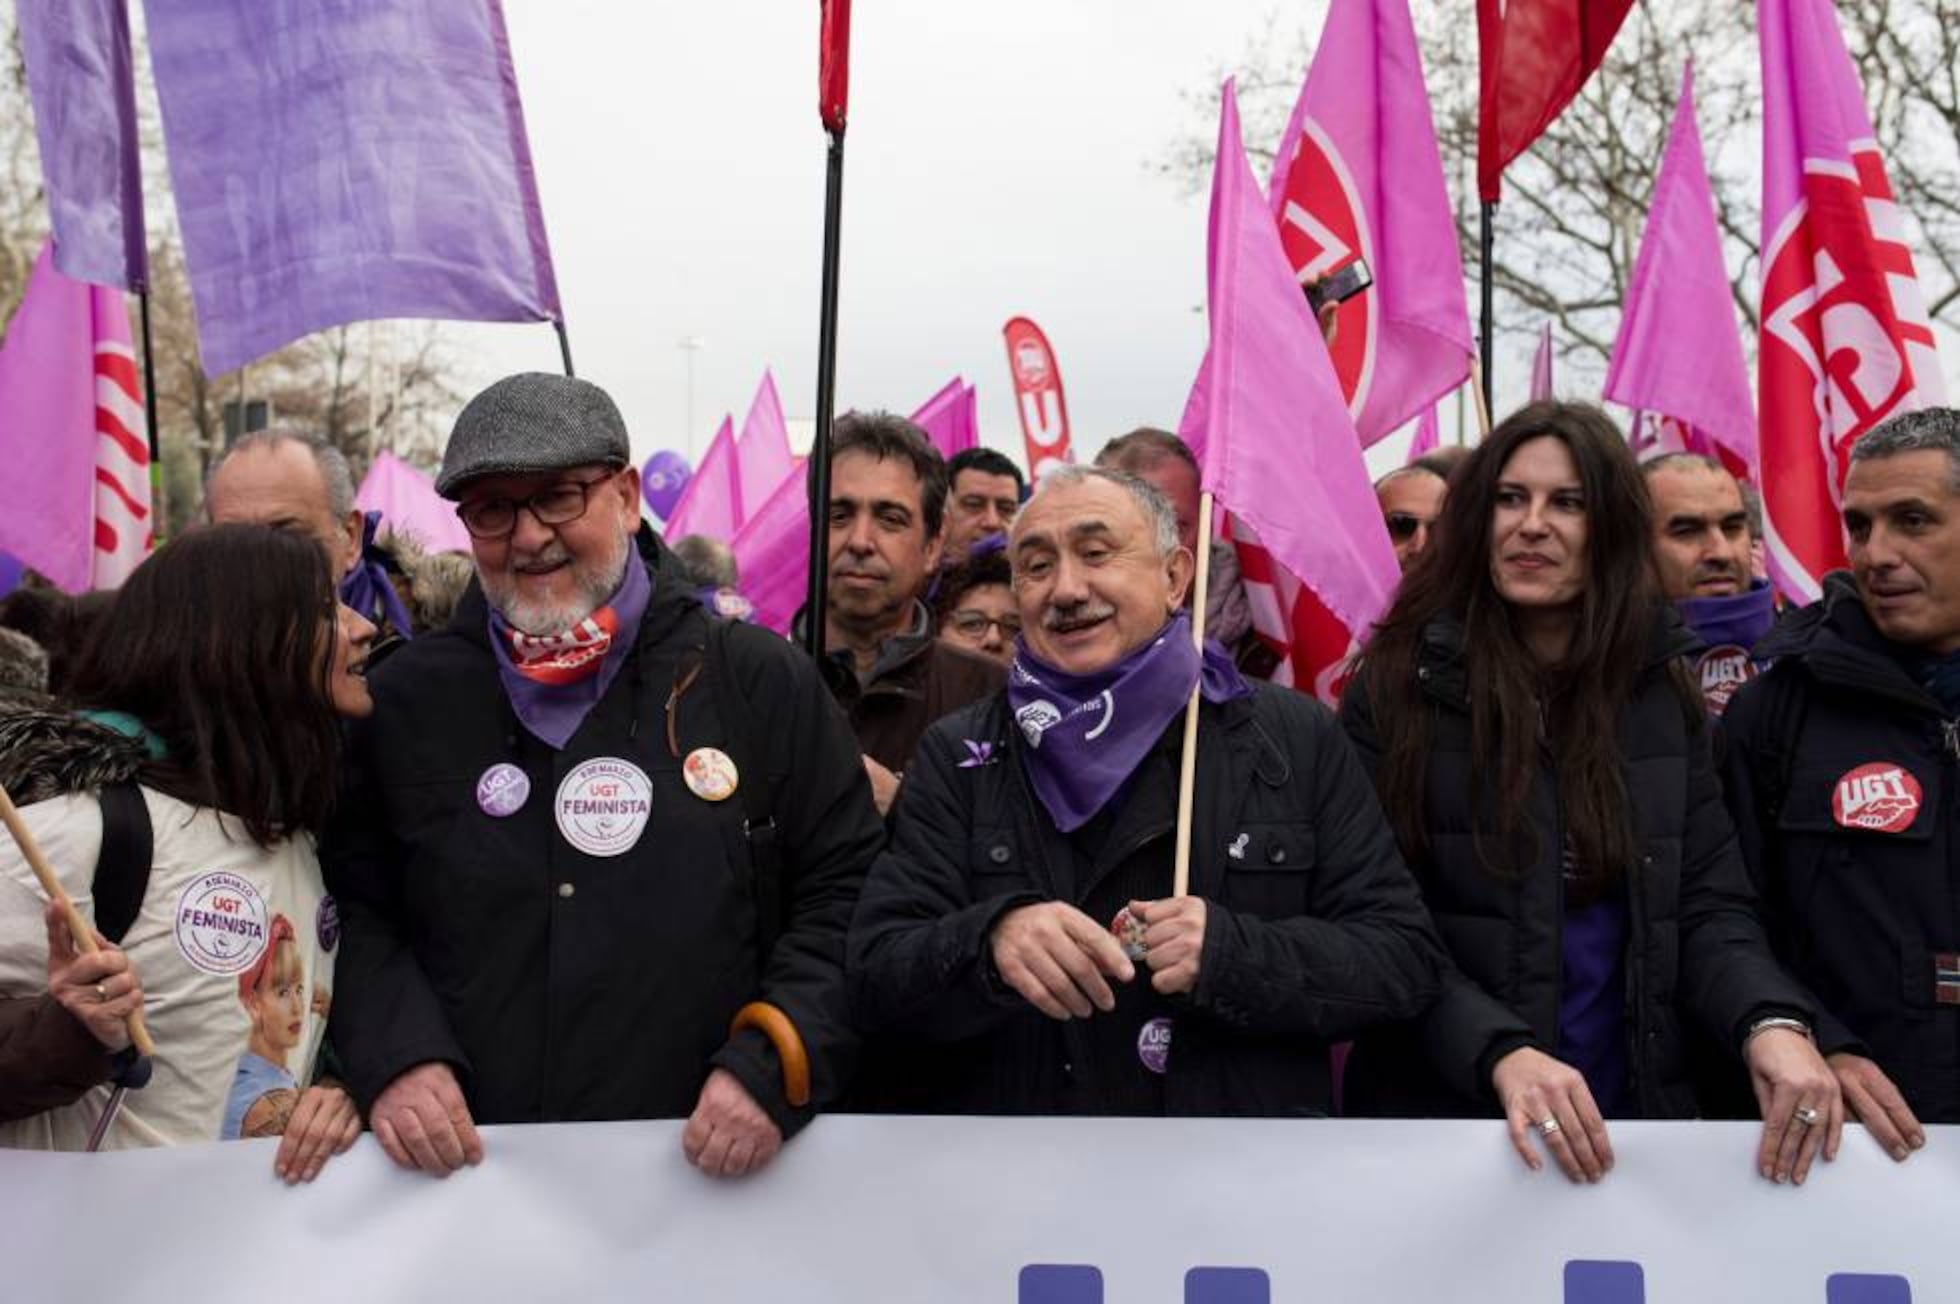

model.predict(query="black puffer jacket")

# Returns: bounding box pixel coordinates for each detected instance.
[847,683,1444,1117]
[325,529,884,1134]
[1339,609,1815,1118]
[1721,573,1960,1121]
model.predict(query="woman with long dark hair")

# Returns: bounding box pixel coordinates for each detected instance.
[0,524,372,1183]
[1340,402,1841,1186]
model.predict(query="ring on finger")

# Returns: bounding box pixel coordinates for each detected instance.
[1794,1106,1821,1127]
[94,982,108,1002]
[1537,1117,1561,1136]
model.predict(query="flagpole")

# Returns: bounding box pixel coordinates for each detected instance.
[136,286,164,528]
[553,319,576,378]
[1170,490,1216,899]
[1479,201,1495,416]
[1467,348,1492,440]
[803,2,852,664]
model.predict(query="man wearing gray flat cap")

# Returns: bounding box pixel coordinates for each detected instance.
[325,373,884,1180]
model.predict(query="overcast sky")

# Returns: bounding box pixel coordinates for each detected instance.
[442,0,1445,474]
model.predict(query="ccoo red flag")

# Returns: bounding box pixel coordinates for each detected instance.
[819,0,851,136]
[1477,0,1635,202]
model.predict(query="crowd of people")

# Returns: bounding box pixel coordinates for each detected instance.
[1,370,1954,1199]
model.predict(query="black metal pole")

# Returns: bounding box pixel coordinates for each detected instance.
[136,286,164,535]
[802,130,846,663]
[1479,200,1495,417]
[554,318,576,378]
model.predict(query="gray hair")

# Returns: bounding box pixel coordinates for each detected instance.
[670,534,739,589]
[208,430,357,519]
[1029,463,1182,557]
[1850,408,1960,490]
[1639,451,1730,481]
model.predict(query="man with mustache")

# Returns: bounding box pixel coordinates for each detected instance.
[1721,409,1960,1163]
[325,374,885,1180]
[847,465,1442,1115]
[813,413,1004,815]
[1643,453,1777,717]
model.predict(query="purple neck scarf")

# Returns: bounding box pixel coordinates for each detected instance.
[338,511,417,638]
[487,553,651,750]
[1007,610,1250,833]
[1676,579,1775,653]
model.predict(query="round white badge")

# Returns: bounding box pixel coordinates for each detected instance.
[683,747,739,803]
[173,870,270,976]
[554,757,654,857]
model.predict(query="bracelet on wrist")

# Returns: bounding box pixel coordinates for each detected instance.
[1744,1015,1812,1045]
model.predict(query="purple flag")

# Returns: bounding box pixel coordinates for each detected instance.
[910,377,979,461]
[0,244,106,591]
[664,417,740,543]
[1528,323,1555,401]
[1405,402,1441,464]
[354,450,473,554]
[18,0,146,289]
[1604,66,1757,479]
[729,461,810,635]
[736,371,796,527]
[1195,82,1399,655]
[145,0,562,375]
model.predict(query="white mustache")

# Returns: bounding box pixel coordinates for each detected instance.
[513,542,573,571]
[1042,601,1116,632]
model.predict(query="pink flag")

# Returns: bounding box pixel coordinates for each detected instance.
[1405,402,1441,464]
[1604,65,1757,479]
[910,377,979,461]
[736,371,795,526]
[1757,0,1944,602]
[1195,81,1399,701]
[355,450,473,554]
[0,242,148,591]
[664,416,741,543]
[1266,0,1473,444]
[89,284,150,587]
[1529,323,1555,401]
[729,461,810,635]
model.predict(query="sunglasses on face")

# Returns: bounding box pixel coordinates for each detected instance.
[1384,512,1433,542]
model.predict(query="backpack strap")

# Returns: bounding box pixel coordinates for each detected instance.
[92,782,153,945]
[705,620,786,955]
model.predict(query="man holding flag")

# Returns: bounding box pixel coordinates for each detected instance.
[847,465,1441,1115]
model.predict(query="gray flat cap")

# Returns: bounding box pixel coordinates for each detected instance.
[437,372,631,498]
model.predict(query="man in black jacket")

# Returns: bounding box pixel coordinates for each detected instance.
[325,374,884,1179]
[1723,408,1960,1159]
[847,465,1442,1115]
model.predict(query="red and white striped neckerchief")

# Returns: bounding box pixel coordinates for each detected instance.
[500,607,620,686]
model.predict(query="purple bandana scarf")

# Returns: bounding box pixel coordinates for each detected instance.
[487,553,650,750]
[338,512,417,638]
[1007,610,1250,832]
[1676,579,1775,652]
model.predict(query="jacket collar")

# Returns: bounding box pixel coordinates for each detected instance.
[1755,571,1942,713]
[1414,602,1698,711]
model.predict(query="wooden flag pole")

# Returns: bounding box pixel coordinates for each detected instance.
[1170,490,1217,899]
[1468,348,1493,440]
[0,785,155,1059]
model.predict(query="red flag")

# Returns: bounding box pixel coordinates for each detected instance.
[1001,317,1072,479]
[819,0,851,136]
[1478,0,1636,201]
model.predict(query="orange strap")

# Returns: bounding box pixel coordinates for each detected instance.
[730,1001,810,1108]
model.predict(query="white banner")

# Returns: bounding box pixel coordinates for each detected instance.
[0,1117,1949,1302]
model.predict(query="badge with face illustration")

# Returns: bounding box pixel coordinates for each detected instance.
[683,747,739,803]
[1110,907,1149,963]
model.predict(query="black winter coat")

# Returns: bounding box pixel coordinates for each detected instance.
[1721,573,1960,1121]
[847,683,1444,1117]
[324,530,884,1134]
[1339,610,1814,1119]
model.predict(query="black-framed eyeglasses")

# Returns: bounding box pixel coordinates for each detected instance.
[1384,511,1433,543]
[456,469,620,540]
[947,609,1022,640]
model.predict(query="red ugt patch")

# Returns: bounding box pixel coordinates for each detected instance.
[1831,763,1923,834]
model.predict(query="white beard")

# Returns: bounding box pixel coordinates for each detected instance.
[482,530,632,636]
